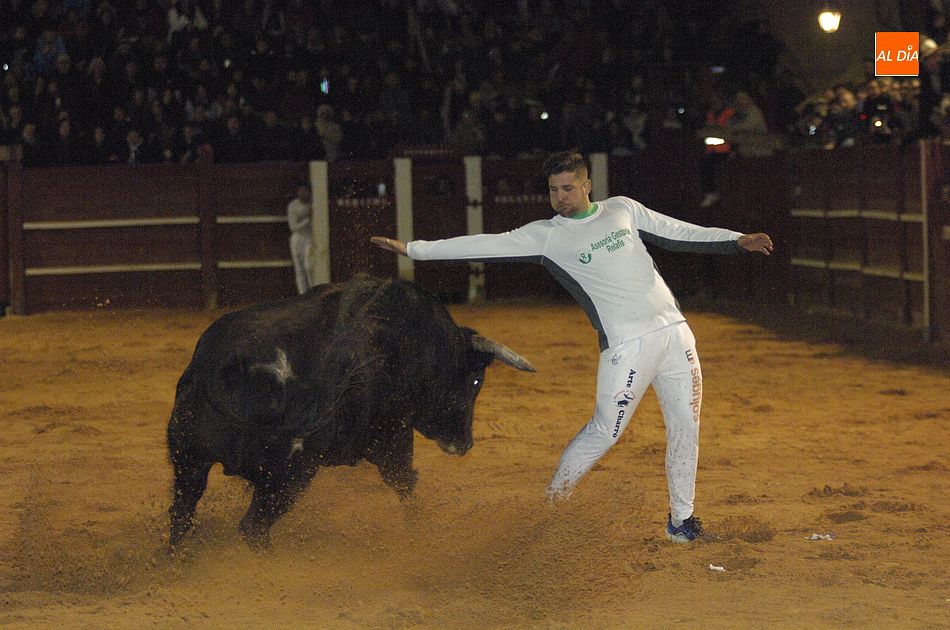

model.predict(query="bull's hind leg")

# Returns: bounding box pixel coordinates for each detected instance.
[238,462,317,549]
[167,384,214,547]
[169,457,213,546]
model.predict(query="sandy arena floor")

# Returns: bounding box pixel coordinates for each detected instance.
[0,302,948,629]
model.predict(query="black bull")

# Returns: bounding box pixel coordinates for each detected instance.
[167,275,535,547]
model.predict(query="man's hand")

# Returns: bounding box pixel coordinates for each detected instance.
[370,236,408,256]
[737,233,773,255]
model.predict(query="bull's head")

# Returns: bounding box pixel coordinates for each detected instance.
[417,329,535,456]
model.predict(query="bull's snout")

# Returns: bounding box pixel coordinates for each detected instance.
[438,440,472,456]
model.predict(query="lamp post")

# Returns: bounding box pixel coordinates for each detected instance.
[818,6,842,33]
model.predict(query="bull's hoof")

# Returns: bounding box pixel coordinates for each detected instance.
[168,520,194,548]
[238,520,272,550]
[242,533,273,551]
[166,542,194,560]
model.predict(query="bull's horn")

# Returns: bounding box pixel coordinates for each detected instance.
[471,335,537,372]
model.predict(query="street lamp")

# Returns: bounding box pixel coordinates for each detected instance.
[819,6,841,33]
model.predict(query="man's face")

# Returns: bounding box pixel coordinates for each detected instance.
[548,169,591,218]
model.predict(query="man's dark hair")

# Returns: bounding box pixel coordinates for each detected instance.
[542,150,590,180]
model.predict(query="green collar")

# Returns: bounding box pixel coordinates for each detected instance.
[567,202,598,220]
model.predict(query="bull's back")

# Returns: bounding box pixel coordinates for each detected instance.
[168,276,460,463]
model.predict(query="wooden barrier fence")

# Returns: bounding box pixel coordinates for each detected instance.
[3,162,306,313]
[930,143,950,345]
[781,144,931,333]
[0,165,8,310]
[1,147,947,347]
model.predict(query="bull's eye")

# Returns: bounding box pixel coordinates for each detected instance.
[473,379,480,387]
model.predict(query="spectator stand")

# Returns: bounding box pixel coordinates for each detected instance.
[0,1,756,173]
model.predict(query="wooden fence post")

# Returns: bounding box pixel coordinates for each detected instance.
[922,140,943,344]
[198,165,217,310]
[6,163,24,314]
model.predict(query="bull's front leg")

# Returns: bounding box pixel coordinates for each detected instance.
[369,426,417,499]
[238,456,318,549]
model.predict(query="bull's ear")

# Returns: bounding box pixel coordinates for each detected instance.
[470,334,537,372]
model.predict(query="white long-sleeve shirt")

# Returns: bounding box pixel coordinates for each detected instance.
[408,196,743,350]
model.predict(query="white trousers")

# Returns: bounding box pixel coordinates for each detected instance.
[547,322,702,521]
[290,232,313,294]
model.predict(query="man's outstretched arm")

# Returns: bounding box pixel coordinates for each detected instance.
[371,226,547,262]
[370,236,408,256]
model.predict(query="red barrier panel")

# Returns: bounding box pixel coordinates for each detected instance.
[783,144,928,329]
[23,164,200,222]
[25,271,205,311]
[608,147,706,298]
[827,147,865,211]
[787,147,839,211]
[206,161,306,306]
[7,162,307,312]
[24,225,201,268]
[481,157,567,299]
[14,165,204,312]
[7,163,24,313]
[932,144,950,345]
[747,154,792,305]
[206,161,307,217]
[715,153,791,305]
[327,160,397,282]
[1,149,942,347]
[410,155,468,299]
[0,164,8,309]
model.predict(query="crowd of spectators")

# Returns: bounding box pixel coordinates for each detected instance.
[790,35,950,150]
[0,0,794,168]
[3,2,950,170]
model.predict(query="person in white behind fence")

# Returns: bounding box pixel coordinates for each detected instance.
[287,182,313,294]
[371,151,773,542]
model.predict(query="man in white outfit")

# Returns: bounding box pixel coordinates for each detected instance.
[371,151,773,542]
[287,183,313,294]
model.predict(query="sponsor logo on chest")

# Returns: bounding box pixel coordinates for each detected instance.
[578,228,632,263]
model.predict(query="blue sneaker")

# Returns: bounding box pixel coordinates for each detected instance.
[666,514,704,543]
